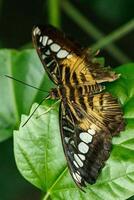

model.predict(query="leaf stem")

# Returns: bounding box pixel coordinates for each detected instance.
[42,191,50,200]
[61,1,131,63]
[42,166,68,200]
[91,19,134,51]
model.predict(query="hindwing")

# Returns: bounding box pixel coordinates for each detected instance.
[60,92,124,188]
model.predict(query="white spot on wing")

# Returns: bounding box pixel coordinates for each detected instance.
[63,126,74,133]
[42,36,49,46]
[78,154,85,161]
[50,43,61,52]
[70,140,75,146]
[39,36,43,42]
[73,161,79,168]
[72,172,78,182]
[57,49,69,59]
[47,39,53,45]
[42,54,47,60]
[80,132,92,143]
[64,137,70,144]
[74,154,83,167]
[78,142,89,154]
[72,172,81,183]
[33,27,41,36]
[77,170,80,175]
[46,60,55,67]
[88,129,95,135]
[45,50,51,55]
[75,172,82,183]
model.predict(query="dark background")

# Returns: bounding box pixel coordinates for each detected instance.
[0,0,133,199]
[0,0,134,64]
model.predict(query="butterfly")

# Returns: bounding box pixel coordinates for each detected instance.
[32,25,125,190]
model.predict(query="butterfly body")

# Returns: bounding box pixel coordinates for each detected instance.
[32,25,125,189]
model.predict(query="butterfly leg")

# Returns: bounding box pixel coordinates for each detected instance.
[36,99,61,119]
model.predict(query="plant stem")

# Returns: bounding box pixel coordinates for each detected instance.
[61,1,132,63]
[42,191,50,200]
[42,167,67,200]
[91,19,134,51]
[47,0,61,28]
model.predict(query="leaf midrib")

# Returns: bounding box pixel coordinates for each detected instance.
[43,166,68,199]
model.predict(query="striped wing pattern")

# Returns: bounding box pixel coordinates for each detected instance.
[32,25,82,84]
[32,25,125,189]
[60,102,112,188]
[60,92,124,189]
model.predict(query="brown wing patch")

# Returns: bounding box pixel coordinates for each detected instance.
[73,92,125,137]
[91,93,125,136]
[82,49,120,83]
[60,51,120,104]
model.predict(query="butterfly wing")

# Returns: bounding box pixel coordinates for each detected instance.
[32,25,82,84]
[32,25,119,90]
[60,101,112,188]
[60,92,124,188]
[32,25,125,188]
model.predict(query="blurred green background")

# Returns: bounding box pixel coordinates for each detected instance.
[0,0,134,199]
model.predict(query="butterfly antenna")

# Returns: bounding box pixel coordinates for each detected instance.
[5,75,48,93]
[22,96,50,127]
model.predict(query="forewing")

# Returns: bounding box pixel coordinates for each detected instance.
[81,49,120,84]
[32,25,119,89]
[59,102,112,189]
[32,25,82,84]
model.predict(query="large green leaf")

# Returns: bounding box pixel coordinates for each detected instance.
[14,62,134,200]
[0,49,53,142]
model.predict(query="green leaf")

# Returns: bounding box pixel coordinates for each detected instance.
[0,49,53,142]
[14,62,134,199]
